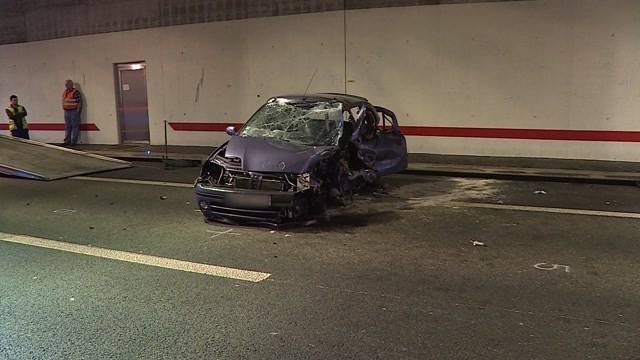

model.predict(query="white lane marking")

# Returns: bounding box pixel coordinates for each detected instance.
[449,201,640,220]
[71,176,193,188]
[534,263,571,273]
[53,209,77,215]
[0,232,270,283]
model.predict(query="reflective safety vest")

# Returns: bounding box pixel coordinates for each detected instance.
[62,89,79,110]
[6,105,27,131]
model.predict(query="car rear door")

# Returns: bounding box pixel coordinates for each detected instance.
[351,104,408,175]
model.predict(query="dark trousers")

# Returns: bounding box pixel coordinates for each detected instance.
[10,129,30,140]
[64,110,81,145]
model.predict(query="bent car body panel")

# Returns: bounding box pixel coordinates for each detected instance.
[224,135,332,173]
[355,106,408,175]
[195,93,408,226]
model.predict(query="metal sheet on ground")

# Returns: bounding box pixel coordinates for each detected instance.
[0,135,131,180]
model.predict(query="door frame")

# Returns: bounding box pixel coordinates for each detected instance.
[114,61,150,144]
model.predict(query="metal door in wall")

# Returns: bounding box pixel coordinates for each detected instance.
[116,63,150,143]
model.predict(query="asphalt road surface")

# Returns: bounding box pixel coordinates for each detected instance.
[0,162,638,359]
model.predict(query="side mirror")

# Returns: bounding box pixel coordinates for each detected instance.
[225,126,237,136]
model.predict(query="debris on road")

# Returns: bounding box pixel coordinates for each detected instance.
[53,209,77,215]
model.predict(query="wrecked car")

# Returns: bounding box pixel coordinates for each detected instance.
[195,93,407,226]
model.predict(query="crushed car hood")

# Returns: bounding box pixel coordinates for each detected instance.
[224,136,333,173]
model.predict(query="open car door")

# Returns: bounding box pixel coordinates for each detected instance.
[351,104,408,176]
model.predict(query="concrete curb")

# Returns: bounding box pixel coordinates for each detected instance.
[83,150,640,184]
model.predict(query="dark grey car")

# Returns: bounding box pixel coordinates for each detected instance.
[195,93,407,226]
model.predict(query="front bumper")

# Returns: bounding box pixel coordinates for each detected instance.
[195,182,305,224]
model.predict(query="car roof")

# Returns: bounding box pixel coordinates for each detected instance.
[272,93,369,107]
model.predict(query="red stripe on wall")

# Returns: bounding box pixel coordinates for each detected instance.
[169,122,243,131]
[0,123,100,131]
[399,126,640,142]
[168,122,640,142]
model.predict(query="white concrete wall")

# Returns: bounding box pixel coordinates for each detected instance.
[347,0,640,160]
[1,0,640,161]
[0,11,345,147]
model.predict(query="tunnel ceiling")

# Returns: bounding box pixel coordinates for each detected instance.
[0,0,527,45]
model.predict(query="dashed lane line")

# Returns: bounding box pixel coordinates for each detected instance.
[71,176,193,188]
[449,201,640,220]
[0,232,271,282]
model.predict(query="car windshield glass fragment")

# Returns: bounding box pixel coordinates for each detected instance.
[239,100,343,146]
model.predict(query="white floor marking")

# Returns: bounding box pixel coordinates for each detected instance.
[53,209,77,215]
[534,263,571,273]
[71,176,193,188]
[449,201,640,220]
[0,232,270,283]
[207,229,242,238]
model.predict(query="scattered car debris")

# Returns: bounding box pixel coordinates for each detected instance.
[195,93,408,227]
[53,209,77,215]
[472,240,486,246]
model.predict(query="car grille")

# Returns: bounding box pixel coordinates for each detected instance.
[228,171,288,191]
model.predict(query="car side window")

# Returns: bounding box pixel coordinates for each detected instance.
[349,106,361,122]
[339,110,355,149]
[378,111,394,133]
[361,109,378,140]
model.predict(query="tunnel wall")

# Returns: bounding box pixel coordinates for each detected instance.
[1,0,639,161]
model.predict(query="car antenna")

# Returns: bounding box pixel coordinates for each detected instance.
[303,68,318,99]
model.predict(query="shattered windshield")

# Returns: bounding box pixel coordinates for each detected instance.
[239,99,343,146]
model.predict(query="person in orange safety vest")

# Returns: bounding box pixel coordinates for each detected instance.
[62,79,82,146]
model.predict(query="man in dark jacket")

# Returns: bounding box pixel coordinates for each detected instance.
[5,95,29,140]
